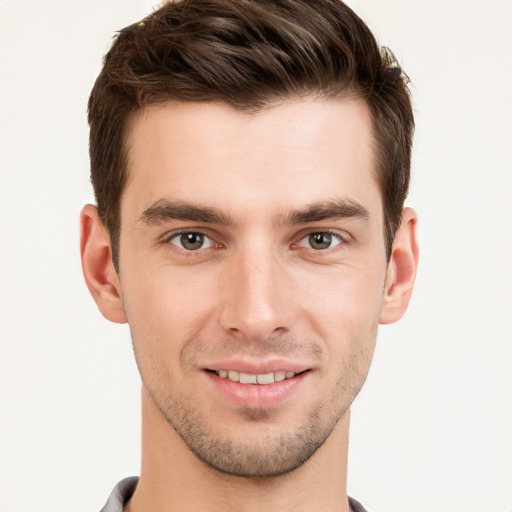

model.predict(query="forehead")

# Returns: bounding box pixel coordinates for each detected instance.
[122,97,381,223]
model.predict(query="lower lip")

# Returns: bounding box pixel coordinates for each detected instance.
[205,371,309,409]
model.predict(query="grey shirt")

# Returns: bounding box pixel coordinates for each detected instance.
[99,476,370,512]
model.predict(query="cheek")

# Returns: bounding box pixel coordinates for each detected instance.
[300,266,384,372]
[303,265,385,329]
[123,260,217,319]
[121,265,220,363]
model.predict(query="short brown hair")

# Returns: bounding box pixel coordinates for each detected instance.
[88,0,414,270]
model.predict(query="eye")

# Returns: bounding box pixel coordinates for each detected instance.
[298,232,343,250]
[168,232,214,251]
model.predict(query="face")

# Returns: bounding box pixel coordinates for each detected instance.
[118,98,389,477]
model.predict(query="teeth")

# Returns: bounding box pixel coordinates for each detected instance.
[227,370,239,381]
[274,371,286,382]
[239,373,257,384]
[256,372,274,385]
[215,370,297,385]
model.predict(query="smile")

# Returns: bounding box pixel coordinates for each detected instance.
[207,368,310,409]
[214,370,296,385]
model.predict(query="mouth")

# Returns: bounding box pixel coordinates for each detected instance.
[204,366,310,409]
[212,369,299,385]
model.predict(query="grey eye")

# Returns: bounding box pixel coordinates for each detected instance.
[169,232,213,251]
[299,232,342,250]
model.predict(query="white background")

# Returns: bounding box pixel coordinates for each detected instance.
[0,1,510,511]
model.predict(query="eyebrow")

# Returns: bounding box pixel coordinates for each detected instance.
[138,199,233,225]
[283,199,370,225]
[137,198,370,227]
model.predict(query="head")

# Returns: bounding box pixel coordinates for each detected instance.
[82,0,418,479]
[88,0,414,272]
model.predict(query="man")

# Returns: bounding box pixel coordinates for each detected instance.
[80,0,419,510]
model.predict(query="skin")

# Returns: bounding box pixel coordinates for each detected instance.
[81,97,418,512]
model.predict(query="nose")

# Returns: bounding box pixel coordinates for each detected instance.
[218,243,294,342]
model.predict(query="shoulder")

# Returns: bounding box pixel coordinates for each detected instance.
[98,476,139,512]
[98,478,369,512]
[349,496,371,512]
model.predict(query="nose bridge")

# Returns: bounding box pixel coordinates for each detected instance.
[219,238,292,340]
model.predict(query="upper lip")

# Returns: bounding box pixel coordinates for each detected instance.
[203,359,311,374]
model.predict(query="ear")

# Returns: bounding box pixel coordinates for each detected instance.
[80,204,127,324]
[379,207,419,324]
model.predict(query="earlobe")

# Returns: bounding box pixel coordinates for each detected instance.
[80,204,127,324]
[379,207,419,325]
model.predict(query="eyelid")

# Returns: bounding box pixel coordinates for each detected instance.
[293,229,350,250]
[162,229,219,251]
[158,227,350,253]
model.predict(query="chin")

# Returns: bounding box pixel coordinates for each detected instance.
[165,403,343,478]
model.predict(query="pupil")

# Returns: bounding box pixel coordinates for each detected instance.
[310,233,331,250]
[181,233,203,250]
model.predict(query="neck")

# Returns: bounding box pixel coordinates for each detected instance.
[126,389,352,512]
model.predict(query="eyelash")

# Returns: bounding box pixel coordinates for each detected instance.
[162,229,348,254]
[164,230,219,252]
[298,231,347,251]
